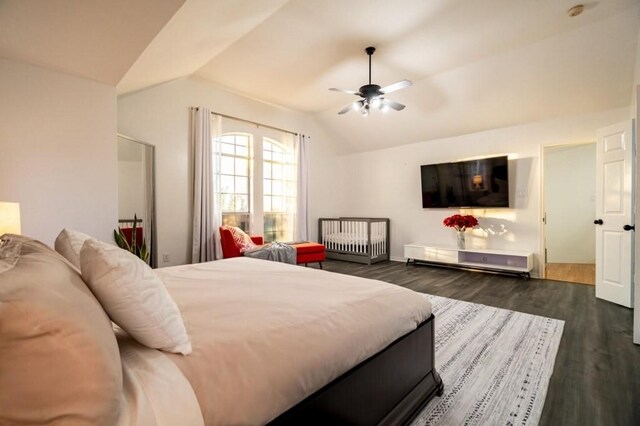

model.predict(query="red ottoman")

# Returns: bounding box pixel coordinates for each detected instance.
[292,242,325,268]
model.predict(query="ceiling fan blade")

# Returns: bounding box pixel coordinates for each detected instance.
[329,87,360,95]
[337,100,363,114]
[379,79,412,94]
[381,99,406,111]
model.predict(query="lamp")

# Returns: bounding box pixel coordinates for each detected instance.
[472,175,484,189]
[0,202,21,235]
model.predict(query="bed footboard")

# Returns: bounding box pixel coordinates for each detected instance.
[319,217,390,265]
[270,315,442,426]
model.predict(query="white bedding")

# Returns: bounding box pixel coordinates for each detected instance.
[116,331,204,426]
[132,257,431,425]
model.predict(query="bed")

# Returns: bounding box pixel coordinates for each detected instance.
[319,217,390,265]
[1,235,442,425]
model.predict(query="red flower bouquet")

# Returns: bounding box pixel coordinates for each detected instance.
[443,214,478,232]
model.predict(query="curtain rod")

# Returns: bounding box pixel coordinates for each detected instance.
[192,107,305,137]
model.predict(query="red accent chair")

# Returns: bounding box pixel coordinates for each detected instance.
[218,227,325,268]
[293,242,326,269]
[219,227,263,259]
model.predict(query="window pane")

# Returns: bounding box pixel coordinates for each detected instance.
[235,158,248,176]
[273,151,283,163]
[236,144,248,157]
[287,181,296,196]
[235,195,249,212]
[235,176,248,194]
[272,164,283,180]
[272,180,283,196]
[285,165,295,180]
[263,162,271,178]
[220,175,234,193]
[285,153,295,164]
[221,142,235,155]
[264,179,272,195]
[221,194,233,212]
[222,213,250,232]
[220,135,234,144]
[264,150,272,161]
[221,156,234,174]
[272,196,283,211]
[263,196,271,212]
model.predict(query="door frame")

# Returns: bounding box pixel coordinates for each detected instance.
[538,141,597,280]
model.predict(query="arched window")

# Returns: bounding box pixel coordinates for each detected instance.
[217,133,251,231]
[263,138,296,242]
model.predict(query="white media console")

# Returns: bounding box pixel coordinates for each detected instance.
[404,243,534,279]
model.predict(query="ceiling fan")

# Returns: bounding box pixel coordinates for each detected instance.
[330,46,412,116]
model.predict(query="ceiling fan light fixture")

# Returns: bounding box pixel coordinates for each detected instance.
[330,46,412,115]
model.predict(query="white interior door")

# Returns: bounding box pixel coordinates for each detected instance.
[595,120,635,308]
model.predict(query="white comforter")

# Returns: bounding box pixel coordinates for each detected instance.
[121,257,431,425]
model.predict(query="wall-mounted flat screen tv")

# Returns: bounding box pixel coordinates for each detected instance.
[421,156,510,208]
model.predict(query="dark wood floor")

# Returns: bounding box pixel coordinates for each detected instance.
[319,259,640,426]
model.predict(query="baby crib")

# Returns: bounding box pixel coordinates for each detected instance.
[318,217,390,265]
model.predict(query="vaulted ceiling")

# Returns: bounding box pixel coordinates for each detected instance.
[1,0,638,153]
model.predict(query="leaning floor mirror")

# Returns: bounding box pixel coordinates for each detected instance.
[117,134,157,267]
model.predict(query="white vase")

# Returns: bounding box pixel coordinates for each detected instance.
[456,231,466,249]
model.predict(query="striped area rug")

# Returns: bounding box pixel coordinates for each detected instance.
[412,295,564,426]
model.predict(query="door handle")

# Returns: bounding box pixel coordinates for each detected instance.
[594,219,603,225]
[623,224,635,231]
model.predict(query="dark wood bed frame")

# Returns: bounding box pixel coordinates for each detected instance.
[270,314,443,425]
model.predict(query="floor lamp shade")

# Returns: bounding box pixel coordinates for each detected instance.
[0,202,21,235]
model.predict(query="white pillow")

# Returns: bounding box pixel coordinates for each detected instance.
[80,239,192,355]
[54,228,93,269]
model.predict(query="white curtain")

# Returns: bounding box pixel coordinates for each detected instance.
[295,134,309,241]
[191,108,223,262]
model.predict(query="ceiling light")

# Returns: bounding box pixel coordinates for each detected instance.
[380,104,390,113]
[568,4,584,17]
[330,46,412,115]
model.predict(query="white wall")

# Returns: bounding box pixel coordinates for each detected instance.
[336,107,628,277]
[544,144,596,264]
[0,58,117,245]
[118,77,345,266]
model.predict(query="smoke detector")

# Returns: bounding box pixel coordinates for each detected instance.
[568,4,584,17]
